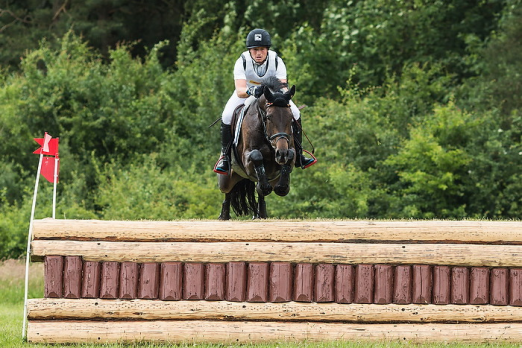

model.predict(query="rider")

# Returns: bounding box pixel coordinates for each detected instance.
[214,28,316,175]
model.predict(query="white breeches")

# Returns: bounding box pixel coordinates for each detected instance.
[221,92,301,125]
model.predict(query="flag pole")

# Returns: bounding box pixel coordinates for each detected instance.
[22,151,44,339]
[52,155,59,219]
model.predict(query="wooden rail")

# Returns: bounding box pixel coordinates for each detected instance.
[32,219,522,243]
[26,219,522,344]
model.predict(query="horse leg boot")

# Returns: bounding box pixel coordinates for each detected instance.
[249,149,272,196]
[254,165,272,196]
[274,158,293,197]
[294,118,316,169]
[214,122,233,175]
[257,194,268,219]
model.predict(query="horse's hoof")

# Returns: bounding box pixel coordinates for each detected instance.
[218,214,231,220]
[257,184,272,196]
[274,185,290,196]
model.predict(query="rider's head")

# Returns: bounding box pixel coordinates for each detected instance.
[246,29,271,64]
[246,29,271,49]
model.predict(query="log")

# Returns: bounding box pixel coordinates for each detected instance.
[246,262,269,302]
[32,219,522,244]
[335,265,354,303]
[412,265,432,304]
[183,263,204,300]
[226,262,246,302]
[138,263,160,299]
[158,262,182,301]
[491,268,509,305]
[315,264,335,302]
[99,262,119,299]
[393,265,412,304]
[269,262,293,302]
[81,261,101,298]
[31,240,522,266]
[27,320,522,344]
[451,267,470,304]
[470,267,490,305]
[293,263,314,302]
[205,263,226,301]
[118,262,139,299]
[433,266,451,304]
[44,256,63,298]
[374,265,394,304]
[63,256,82,299]
[27,298,522,322]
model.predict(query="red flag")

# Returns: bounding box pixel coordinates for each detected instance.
[40,156,59,183]
[33,132,59,156]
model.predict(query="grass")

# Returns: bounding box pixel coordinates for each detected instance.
[0,259,520,348]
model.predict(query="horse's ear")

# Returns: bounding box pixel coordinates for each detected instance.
[286,85,295,99]
[264,86,274,101]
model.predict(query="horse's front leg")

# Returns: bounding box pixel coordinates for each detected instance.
[274,149,294,196]
[257,193,267,219]
[249,149,272,196]
[219,193,231,220]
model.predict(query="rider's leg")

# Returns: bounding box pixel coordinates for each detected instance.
[290,102,316,169]
[214,93,245,175]
[214,122,233,175]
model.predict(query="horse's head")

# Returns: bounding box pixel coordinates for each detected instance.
[259,85,296,165]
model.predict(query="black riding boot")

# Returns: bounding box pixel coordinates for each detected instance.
[294,118,316,169]
[214,122,233,175]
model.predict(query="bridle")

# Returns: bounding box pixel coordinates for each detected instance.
[257,101,293,149]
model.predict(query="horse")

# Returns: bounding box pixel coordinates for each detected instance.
[218,77,296,220]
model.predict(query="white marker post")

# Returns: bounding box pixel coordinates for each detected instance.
[22,132,52,339]
[52,155,59,219]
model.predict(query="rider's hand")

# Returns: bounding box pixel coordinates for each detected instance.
[247,85,264,98]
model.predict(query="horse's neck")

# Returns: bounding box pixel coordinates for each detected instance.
[252,102,266,125]
[251,111,265,134]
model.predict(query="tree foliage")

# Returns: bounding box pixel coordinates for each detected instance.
[1,0,522,259]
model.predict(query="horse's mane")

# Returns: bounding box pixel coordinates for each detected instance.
[261,76,288,92]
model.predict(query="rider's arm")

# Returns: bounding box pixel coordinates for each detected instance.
[280,79,288,92]
[276,56,288,92]
[235,79,250,98]
[233,55,250,98]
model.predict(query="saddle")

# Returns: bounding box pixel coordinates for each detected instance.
[229,103,251,179]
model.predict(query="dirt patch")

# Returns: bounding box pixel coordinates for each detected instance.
[0,259,43,281]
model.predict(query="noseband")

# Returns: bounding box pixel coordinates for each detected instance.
[257,102,292,148]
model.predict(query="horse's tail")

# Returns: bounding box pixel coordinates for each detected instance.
[230,179,258,217]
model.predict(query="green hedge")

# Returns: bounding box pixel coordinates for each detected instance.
[2,4,522,259]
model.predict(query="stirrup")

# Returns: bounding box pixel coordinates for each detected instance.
[213,155,230,175]
[300,150,317,169]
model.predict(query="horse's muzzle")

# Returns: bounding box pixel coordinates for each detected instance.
[275,148,295,165]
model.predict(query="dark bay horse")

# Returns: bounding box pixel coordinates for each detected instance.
[218,78,296,220]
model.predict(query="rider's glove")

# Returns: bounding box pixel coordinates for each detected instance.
[247,85,264,98]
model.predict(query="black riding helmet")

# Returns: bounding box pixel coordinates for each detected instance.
[246,29,271,49]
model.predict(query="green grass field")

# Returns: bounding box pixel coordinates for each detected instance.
[1,259,520,348]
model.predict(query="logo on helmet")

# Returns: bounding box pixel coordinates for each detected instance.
[254,34,262,41]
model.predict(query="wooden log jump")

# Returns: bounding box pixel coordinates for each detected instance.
[27,219,522,344]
